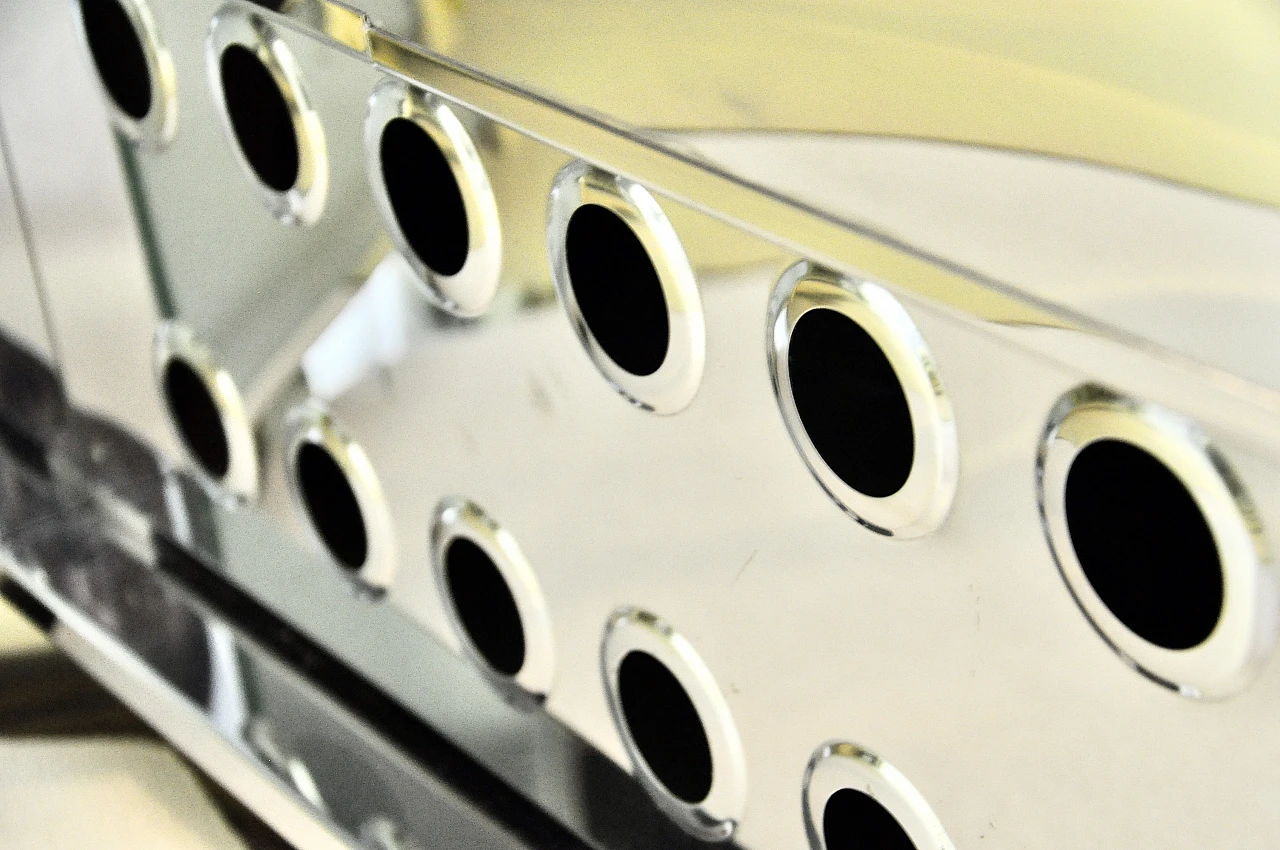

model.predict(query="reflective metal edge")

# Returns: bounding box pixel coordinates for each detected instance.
[235,11,1280,458]
[0,406,733,850]
[0,560,356,850]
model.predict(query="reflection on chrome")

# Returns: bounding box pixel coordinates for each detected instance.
[8,0,1280,848]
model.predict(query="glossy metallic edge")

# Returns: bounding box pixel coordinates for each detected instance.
[1036,384,1279,699]
[365,78,502,318]
[600,607,747,842]
[0,560,358,850]
[206,4,329,226]
[212,18,1280,460]
[74,0,179,148]
[430,497,555,705]
[768,262,959,538]
[548,162,706,415]
[284,401,396,592]
[154,321,259,501]
[802,741,955,850]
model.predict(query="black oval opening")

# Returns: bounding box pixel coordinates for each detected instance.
[162,360,229,480]
[822,788,916,850]
[1064,438,1223,650]
[565,204,669,377]
[379,117,470,278]
[443,537,525,676]
[295,442,367,571]
[787,308,915,499]
[80,0,152,121]
[617,650,712,805]
[219,44,299,193]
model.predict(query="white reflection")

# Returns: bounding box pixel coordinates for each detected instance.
[302,252,428,402]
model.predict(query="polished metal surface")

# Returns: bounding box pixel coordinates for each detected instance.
[0,433,564,850]
[3,1,1280,848]
[0,130,55,365]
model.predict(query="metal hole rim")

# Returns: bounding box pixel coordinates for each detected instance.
[76,0,178,147]
[1037,383,1276,699]
[600,607,746,842]
[430,497,555,702]
[153,322,258,500]
[365,80,503,318]
[284,403,396,593]
[802,741,955,850]
[767,262,958,538]
[206,5,328,226]
[548,161,706,415]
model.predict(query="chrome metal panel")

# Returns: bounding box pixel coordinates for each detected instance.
[0,440,565,850]
[0,0,174,454]
[5,2,1280,849]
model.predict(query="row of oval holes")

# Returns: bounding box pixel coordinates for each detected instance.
[111,0,1227,661]
[91,1,1224,846]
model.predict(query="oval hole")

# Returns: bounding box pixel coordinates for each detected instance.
[617,649,713,805]
[219,44,299,192]
[443,537,525,677]
[1065,438,1223,650]
[379,117,469,277]
[80,0,152,120]
[565,204,669,377]
[822,788,916,850]
[295,442,367,571]
[787,307,914,498]
[162,359,229,480]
